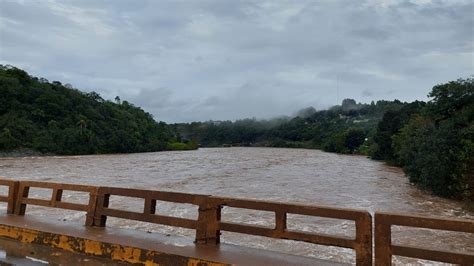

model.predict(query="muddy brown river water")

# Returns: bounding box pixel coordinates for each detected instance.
[0,147,472,265]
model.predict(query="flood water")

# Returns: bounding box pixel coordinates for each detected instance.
[0,147,472,265]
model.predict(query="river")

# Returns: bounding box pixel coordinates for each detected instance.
[0,147,472,265]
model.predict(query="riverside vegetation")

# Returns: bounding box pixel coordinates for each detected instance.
[0,65,472,202]
[174,79,473,202]
[0,65,197,155]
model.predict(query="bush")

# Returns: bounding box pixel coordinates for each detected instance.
[166,141,198,151]
[323,128,366,154]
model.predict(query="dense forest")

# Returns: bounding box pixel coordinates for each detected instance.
[175,79,473,201]
[0,65,197,155]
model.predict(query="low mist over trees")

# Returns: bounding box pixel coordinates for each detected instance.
[175,79,473,201]
[0,65,196,155]
[175,99,405,152]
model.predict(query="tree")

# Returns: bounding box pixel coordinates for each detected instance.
[295,106,316,118]
[0,128,20,150]
[77,118,87,136]
[370,101,425,163]
[86,91,104,102]
[341,98,357,111]
[427,78,474,121]
[393,79,473,200]
[344,128,366,153]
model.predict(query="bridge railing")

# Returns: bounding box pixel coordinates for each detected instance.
[1,178,474,265]
[91,187,373,264]
[0,178,373,265]
[375,212,474,265]
[12,180,99,225]
[200,196,372,265]
[92,186,207,230]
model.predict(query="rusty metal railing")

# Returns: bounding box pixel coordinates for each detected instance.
[375,212,474,265]
[92,186,207,229]
[91,188,373,264]
[0,179,19,214]
[1,178,473,265]
[12,180,100,226]
[201,196,373,265]
[0,178,372,265]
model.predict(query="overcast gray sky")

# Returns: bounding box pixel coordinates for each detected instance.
[0,0,473,122]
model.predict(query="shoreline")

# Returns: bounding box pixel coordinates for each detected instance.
[0,150,50,158]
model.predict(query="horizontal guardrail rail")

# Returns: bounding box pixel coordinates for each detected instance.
[93,186,208,229]
[13,180,99,225]
[204,196,372,265]
[0,178,473,265]
[91,188,373,264]
[375,212,474,265]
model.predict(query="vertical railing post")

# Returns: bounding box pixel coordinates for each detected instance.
[7,181,19,215]
[144,198,157,215]
[195,197,221,244]
[375,213,392,266]
[85,187,100,226]
[355,212,373,266]
[91,187,109,227]
[14,183,29,215]
[275,211,287,233]
[51,188,63,207]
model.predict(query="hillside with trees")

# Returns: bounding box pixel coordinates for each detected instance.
[174,99,406,153]
[175,79,473,201]
[0,65,196,155]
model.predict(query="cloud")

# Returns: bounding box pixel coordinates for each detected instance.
[362,89,374,97]
[1,0,473,122]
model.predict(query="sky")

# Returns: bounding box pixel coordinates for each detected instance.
[0,0,473,122]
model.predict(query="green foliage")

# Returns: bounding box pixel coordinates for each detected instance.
[322,128,366,154]
[295,106,316,118]
[174,118,276,147]
[427,79,474,121]
[322,132,348,153]
[0,128,20,150]
[175,79,473,202]
[176,99,403,153]
[392,78,473,200]
[0,65,193,155]
[370,101,425,163]
[344,128,366,153]
[166,140,199,151]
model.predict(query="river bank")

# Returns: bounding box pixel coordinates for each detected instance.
[0,141,198,158]
[0,149,50,158]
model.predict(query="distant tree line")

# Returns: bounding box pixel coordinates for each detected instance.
[175,79,473,201]
[174,99,405,152]
[0,65,197,155]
